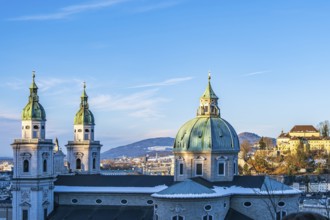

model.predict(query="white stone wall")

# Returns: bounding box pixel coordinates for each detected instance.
[11,180,54,220]
[21,120,46,139]
[56,192,155,207]
[230,194,300,220]
[174,152,236,182]
[154,197,230,220]
[74,124,94,141]
[66,141,101,174]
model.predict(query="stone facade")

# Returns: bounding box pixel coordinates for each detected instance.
[230,194,300,220]
[155,197,229,220]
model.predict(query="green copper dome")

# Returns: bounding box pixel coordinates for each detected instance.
[173,117,239,152]
[74,83,95,125]
[173,74,239,152]
[22,72,46,121]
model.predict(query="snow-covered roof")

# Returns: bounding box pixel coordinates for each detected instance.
[152,176,301,199]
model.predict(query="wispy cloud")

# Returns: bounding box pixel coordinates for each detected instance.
[90,89,168,119]
[132,1,180,13]
[129,77,193,89]
[242,70,271,77]
[0,112,20,121]
[9,0,126,21]
[6,77,83,94]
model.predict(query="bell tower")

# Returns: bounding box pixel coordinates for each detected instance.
[66,83,102,174]
[11,72,55,220]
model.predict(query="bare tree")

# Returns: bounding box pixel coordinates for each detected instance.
[254,177,293,220]
[318,120,330,138]
[240,140,252,162]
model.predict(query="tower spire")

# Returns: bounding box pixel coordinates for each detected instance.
[197,73,220,117]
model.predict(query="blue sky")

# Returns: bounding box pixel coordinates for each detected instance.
[0,0,330,156]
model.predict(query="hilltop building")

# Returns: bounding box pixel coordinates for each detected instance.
[8,73,300,220]
[277,125,330,153]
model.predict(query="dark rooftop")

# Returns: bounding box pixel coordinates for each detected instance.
[192,176,266,189]
[48,205,153,220]
[225,208,254,220]
[55,174,174,187]
[290,125,318,133]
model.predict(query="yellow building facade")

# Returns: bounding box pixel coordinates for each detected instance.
[277,125,330,153]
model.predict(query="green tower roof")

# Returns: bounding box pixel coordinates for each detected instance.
[200,73,218,99]
[22,72,46,121]
[74,82,95,125]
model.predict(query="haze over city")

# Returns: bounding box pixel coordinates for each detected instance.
[1,0,330,157]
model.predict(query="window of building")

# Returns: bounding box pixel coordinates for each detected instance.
[93,158,96,169]
[43,159,47,172]
[203,215,213,220]
[78,129,82,132]
[33,125,39,129]
[44,208,47,220]
[196,163,203,176]
[84,134,89,140]
[23,210,28,220]
[121,199,128,205]
[147,200,153,205]
[96,199,102,204]
[276,211,286,220]
[278,201,285,207]
[76,159,81,170]
[204,106,208,112]
[172,216,184,220]
[41,125,45,129]
[224,202,227,208]
[23,160,29,172]
[233,161,236,175]
[218,162,225,175]
[72,199,78,204]
[204,205,212,211]
[179,163,184,175]
[85,129,89,132]
[25,125,30,129]
[243,202,252,207]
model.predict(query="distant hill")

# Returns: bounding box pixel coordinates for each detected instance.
[101,137,175,159]
[238,132,276,146]
[101,132,276,159]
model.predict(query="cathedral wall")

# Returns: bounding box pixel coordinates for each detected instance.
[56,192,155,207]
[154,197,229,220]
[230,194,300,220]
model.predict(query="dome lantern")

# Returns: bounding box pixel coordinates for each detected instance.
[74,82,95,125]
[197,72,220,118]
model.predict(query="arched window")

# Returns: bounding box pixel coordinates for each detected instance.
[203,215,213,220]
[76,158,81,170]
[179,163,184,175]
[23,160,29,172]
[43,159,47,172]
[276,211,287,220]
[93,158,96,169]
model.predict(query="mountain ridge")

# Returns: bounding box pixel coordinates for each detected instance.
[101,132,276,159]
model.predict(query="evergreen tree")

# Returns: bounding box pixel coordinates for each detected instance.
[259,137,266,150]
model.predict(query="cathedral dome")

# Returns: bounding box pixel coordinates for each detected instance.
[173,117,239,152]
[22,73,46,121]
[74,108,95,125]
[74,83,95,125]
[22,101,46,121]
[173,74,239,153]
